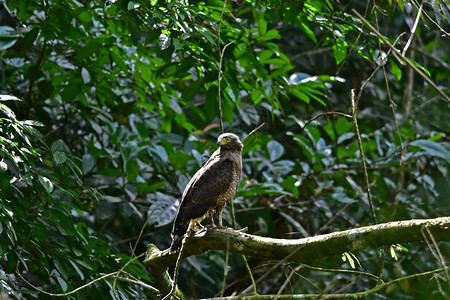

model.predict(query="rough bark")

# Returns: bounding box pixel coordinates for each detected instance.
[144,217,450,295]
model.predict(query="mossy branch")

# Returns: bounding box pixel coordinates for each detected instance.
[144,217,450,295]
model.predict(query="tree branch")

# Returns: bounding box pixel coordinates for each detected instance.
[144,217,450,295]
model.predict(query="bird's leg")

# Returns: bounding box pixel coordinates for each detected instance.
[207,211,216,228]
[217,210,225,228]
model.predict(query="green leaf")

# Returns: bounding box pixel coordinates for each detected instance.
[342,252,355,268]
[258,29,281,41]
[267,140,284,161]
[258,49,273,64]
[0,171,11,198]
[337,132,355,144]
[110,48,128,73]
[390,244,408,261]
[82,153,95,174]
[410,139,450,162]
[140,63,152,83]
[51,140,65,153]
[255,9,267,36]
[127,1,140,10]
[332,38,347,65]
[22,120,44,127]
[336,117,353,135]
[68,259,85,280]
[170,97,182,114]
[137,181,166,193]
[0,94,20,101]
[126,159,140,182]
[0,26,19,50]
[38,175,54,194]
[297,21,317,43]
[390,60,402,80]
[342,252,361,269]
[0,103,16,118]
[56,274,68,292]
[405,57,431,77]
[53,152,67,165]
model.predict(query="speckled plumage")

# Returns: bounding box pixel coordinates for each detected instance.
[170,133,243,252]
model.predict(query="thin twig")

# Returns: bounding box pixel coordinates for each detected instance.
[240,254,258,296]
[16,267,120,297]
[402,3,422,56]
[220,236,231,297]
[230,190,258,296]
[350,89,378,225]
[302,264,382,282]
[276,267,296,296]
[300,112,352,131]
[242,122,265,142]
[101,273,160,294]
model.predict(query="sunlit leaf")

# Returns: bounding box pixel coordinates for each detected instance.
[38,175,54,194]
[159,33,171,50]
[332,38,347,65]
[0,95,20,101]
[258,29,281,41]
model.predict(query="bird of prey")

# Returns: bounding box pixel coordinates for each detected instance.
[170,133,243,252]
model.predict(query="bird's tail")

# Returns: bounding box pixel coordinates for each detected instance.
[170,221,189,252]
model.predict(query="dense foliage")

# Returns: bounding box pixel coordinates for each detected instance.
[0,0,448,299]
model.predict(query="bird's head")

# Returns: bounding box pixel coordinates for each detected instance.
[217,133,243,151]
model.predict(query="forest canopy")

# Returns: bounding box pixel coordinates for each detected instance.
[0,0,449,299]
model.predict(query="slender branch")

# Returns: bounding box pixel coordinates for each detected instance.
[242,122,265,142]
[16,269,120,297]
[401,3,422,56]
[351,90,377,224]
[302,264,382,282]
[101,273,160,294]
[220,236,231,297]
[144,217,450,294]
[300,112,352,131]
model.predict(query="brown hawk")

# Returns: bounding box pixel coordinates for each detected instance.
[170,133,243,252]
